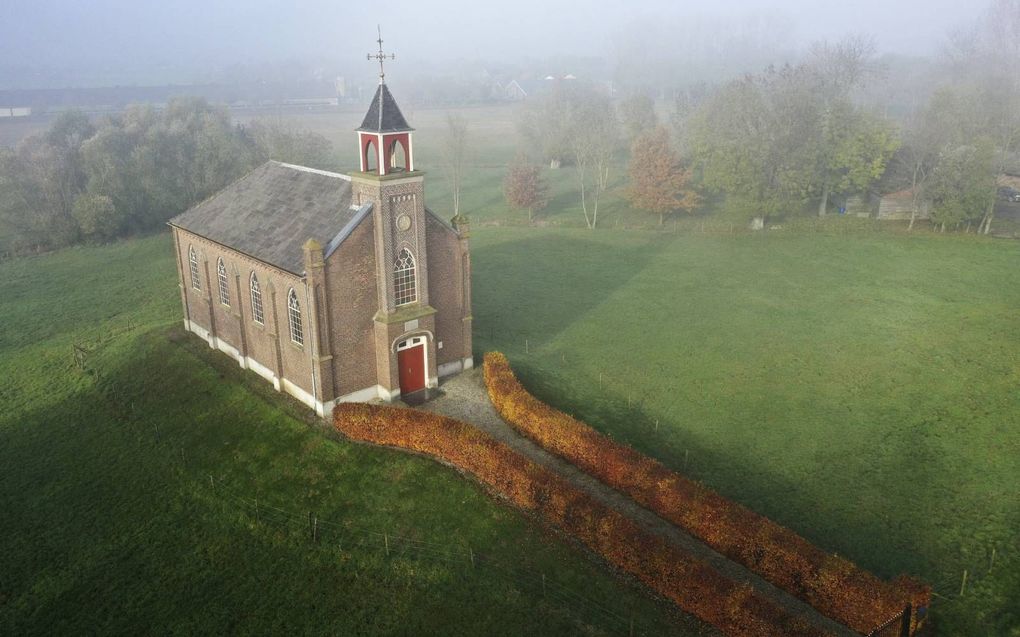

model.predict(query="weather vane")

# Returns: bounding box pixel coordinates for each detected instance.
[367,25,395,84]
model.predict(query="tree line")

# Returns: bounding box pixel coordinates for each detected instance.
[501,2,1019,233]
[0,98,333,253]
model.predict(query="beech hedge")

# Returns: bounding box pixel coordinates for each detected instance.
[334,402,827,637]
[483,351,930,635]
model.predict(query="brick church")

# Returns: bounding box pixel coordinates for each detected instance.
[168,55,473,416]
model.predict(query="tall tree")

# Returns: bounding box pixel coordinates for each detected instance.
[439,113,469,220]
[246,118,334,170]
[627,127,700,226]
[515,83,574,168]
[898,88,975,229]
[690,65,818,224]
[619,94,657,141]
[503,154,548,222]
[813,103,899,216]
[806,36,891,216]
[944,0,1020,234]
[930,140,997,232]
[569,94,618,229]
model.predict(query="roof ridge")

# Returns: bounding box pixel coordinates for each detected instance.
[275,161,351,181]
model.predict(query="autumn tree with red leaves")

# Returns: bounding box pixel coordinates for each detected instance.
[628,127,701,226]
[503,154,549,222]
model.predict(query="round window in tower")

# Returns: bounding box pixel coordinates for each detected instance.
[396,214,412,231]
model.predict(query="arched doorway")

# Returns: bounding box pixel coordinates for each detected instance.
[396,335,427,394]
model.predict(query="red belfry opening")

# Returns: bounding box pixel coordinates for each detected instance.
[397,336,426,394]
[357,30,414,175]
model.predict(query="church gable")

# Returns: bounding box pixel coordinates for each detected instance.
[169,161,356,275]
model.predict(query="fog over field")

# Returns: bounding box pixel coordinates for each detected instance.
[0,0,983,87]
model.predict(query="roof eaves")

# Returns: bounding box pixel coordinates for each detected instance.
[167,221,303,277]
[324,202,374,259]
[424,206,459,235]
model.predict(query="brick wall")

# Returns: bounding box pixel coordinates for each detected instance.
[172,227,316,400]
[323,216,380,397]
[426,214,470,368]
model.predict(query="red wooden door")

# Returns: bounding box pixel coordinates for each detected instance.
[398,344,425,394]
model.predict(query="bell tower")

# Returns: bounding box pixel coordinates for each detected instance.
[350,28,438,398]
[357,27,414,176]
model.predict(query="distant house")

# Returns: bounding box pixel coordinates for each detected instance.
[503,79,552,101]
[0,107,31,118]
[875,187,930,221]
[998,173,1020,191]
[502,75,579,101]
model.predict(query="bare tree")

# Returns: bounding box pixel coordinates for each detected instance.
[570,96,618,229]
[440,113,469,220]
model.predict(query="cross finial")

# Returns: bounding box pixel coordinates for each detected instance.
[367,25,395,84]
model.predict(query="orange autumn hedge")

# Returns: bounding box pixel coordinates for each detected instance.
[333,402,827,637]
[483,352,930,636]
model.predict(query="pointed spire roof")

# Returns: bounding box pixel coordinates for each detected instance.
[357,83,413,133]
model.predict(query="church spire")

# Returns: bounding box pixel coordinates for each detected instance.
[356,28,414,174]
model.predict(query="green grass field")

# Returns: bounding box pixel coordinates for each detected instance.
[469,227,1020,636]
[3,105,1019,635]
[0,236,705,636]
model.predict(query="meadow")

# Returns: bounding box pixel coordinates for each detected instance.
[0,236,705,636]
[1,103,1018,635]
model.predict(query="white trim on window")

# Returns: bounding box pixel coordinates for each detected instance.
[250,272,264,325]
[393,248,417,306]
[216,258,230,306]
[287,287,303,346]
[188,246,201,290]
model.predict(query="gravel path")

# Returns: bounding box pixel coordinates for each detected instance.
[417,369,858,637]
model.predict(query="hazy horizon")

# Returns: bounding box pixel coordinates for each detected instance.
[0,0,982,89]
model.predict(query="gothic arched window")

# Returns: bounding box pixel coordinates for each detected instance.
[216,258,230,306]
[188,246,201,290]
[250,272,264,325]
[393,248,417,306]
[287,288,304,346]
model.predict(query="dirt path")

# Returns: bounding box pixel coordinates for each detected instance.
[416,369,858,637]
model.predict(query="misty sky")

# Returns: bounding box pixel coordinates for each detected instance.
[1,0,983,86]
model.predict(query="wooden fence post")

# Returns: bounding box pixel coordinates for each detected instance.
[899,603,912,637]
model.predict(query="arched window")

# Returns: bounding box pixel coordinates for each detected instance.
[287,288,304,346]
[389,139,407,172]
[250,272,264,325]
[216,258,230,306]
[188,246,201,290]
[364,139,377,172]
[393,248,417,306]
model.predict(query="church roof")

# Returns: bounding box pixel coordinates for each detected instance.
[169,161,360,275]
[357,83,413,133]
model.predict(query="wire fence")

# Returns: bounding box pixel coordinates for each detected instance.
[76,322,1008,636]
[200,475,656,636]
[71,330,671,637]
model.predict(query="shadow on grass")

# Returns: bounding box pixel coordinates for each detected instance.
[471,232,666,352]
[503,355,986,633]
[0,325,709,636]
